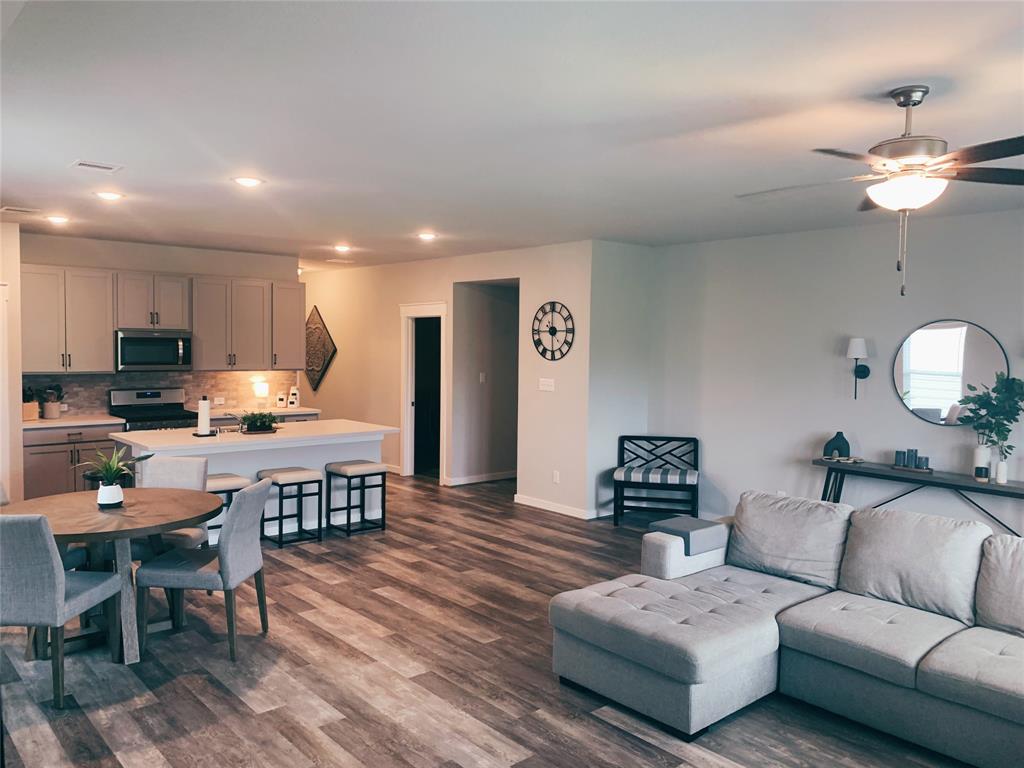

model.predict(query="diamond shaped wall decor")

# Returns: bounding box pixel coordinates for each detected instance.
[304,305,337,391]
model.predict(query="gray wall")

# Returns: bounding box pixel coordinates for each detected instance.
[451,281,519,483]
[648,208,1024,533]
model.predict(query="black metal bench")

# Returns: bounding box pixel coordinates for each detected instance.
[612,435,699,526]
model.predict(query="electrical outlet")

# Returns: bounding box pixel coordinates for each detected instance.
[479,372,487,384]
[552,470,560,484]
[777,489,787,496]
[538,377,555,392]
[213,396,226,406]
[60,403,69,412]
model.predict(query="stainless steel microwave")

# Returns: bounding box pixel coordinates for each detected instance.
[115,330,192,371]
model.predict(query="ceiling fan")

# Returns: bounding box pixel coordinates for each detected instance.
[738,85,1024,295]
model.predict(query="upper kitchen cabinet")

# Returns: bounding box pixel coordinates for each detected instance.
[22,265,114,373]
[192,277,232,369]
[272,281,306,369]
[192,276,271,370]
[116,271,190,329]
[231,278,272,370]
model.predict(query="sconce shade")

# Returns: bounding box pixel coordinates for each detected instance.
[846,337,868,360]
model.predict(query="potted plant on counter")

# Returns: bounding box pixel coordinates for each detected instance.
[240,411,279,434]
[37,384,64,420]
[81,447,151,509]
[22,386,38,421]
[958,372,1024,485]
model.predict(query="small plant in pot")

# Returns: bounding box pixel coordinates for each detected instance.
[37,384,64,420]
[21,386,39,421]
[81,447,151,509]
[958,372,1024,485]
[240,411,278,434]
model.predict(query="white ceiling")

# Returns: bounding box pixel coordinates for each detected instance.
[2,1,1022,267]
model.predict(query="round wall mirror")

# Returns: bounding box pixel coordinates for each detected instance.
[893,319,1009,425]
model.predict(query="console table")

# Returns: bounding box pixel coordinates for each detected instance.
[812,458,1022,536]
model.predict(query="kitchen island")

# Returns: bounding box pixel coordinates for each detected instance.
[112,419,398,542]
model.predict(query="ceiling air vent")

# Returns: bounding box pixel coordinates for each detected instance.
[70,159,123,174]
[0,205,42,215]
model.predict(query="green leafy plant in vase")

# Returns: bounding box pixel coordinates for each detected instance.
[958,372,1024,485]
[240,411,278,434]
[81,446,152,509]
[37,384,64,420]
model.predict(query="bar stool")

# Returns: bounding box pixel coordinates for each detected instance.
[325,460,387,536]
[255,467,323,547]
[205,473,252,533]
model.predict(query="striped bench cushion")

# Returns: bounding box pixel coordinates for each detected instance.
[613,467,698,485]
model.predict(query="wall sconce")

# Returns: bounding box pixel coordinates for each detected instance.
[846,337,870,399]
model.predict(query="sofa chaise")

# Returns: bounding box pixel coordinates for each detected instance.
[549,491,1023,768]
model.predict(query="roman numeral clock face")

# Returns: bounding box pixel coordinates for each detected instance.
[532,301,575,361]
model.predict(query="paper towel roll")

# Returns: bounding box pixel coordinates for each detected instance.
[197,396,211,435]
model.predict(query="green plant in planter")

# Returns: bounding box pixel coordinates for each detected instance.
[22,386,35,404]
[958,372,1024,461]
[81,446,152,486]
[240,411,277,433]
[36,384,64,404]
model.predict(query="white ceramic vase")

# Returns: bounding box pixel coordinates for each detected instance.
[973,444,991,483]
[42,402,61,419]
[96,483,124,509]
[994,460,1008,485]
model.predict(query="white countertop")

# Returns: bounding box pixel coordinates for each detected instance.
[23,413,126,430]
[208,406,321,418]
[111,418,397,454]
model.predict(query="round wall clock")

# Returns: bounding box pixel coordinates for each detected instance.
[532,301,575,361]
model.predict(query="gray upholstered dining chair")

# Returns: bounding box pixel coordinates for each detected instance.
[137,455,210,550]
[0,515,122,708]
[135,479,272,661]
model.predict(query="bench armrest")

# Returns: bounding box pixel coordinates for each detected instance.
[640,517,733,579]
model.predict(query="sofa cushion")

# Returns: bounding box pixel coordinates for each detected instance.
[838,508,990,625]
[975,535,1024,637]
[917,627,1024,725]
[726,491,853,589]
[777,591,965,689]
[549,566,826,684]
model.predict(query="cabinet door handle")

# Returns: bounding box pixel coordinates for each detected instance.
[273,353,277,366]
[155,311,160,325]
[61,353,66,368]
[67,354,72,369]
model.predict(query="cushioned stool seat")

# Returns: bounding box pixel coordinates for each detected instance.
[207,473,251,493]
[257,467,323,485]
[613,467,698,484]
[325,460,387,537]
[325,460,387,476]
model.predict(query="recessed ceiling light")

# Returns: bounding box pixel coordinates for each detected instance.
[232,177,264,188]
[95,191,124,201]
[333,244,351,253]
[417,232,437,241]
[327,258,354,265]
[45,214,69,225]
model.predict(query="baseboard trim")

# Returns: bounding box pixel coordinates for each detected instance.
[385,464,401,475]
[514,493,596,520]
[447,470,517,487]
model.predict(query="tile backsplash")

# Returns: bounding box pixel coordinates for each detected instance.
[23,371,300,414]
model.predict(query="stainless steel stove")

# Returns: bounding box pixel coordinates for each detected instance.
[109,388,198,431]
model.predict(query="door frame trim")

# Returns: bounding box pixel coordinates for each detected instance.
[399,302,448,482]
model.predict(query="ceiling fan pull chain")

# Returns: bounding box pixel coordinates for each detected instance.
[899,210,910,296]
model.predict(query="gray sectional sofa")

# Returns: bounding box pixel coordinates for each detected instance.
[549,491,1023,768]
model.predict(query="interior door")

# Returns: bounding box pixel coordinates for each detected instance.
[65,268,115,372]
[231,278,271,370]
[413,317,441,477]
[272,281,306,369]
[116,271,154,328]
[153,275,191,330]
[23,444,75,499]
[20,265,66,373]
[192,277,232,370]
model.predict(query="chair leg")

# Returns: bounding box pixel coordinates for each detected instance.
[613,483,622,526]
[104,595,122,663]
[172,589,186,628]
[137,586,150,658]
[50,626,65,709]
[254,569,269,635]
[224,589,237,661]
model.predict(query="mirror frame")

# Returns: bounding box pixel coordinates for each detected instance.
[892,318,1010,427]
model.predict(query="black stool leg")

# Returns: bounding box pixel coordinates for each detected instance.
[277,484,284,549]
[316,480,323,541]
[297,483,305,538]
[380,472,387,531]
[325,473,333,532]
[346,477,353,537]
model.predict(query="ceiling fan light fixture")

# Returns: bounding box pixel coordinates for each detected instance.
[866,173,948,211]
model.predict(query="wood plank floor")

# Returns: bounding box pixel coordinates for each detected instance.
[2,477,967,768]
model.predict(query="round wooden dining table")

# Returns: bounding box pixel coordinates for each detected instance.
[1,487,223,664]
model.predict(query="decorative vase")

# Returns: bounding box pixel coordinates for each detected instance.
[42,402,61,419]
[995,460,1008,485]
[96,483,124,510]
[973,445,991,483]
[822,431,851,458]
[21,401,39,421]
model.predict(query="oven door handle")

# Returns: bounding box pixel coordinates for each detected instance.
[177,338,184,365]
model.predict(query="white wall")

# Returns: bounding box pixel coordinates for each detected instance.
[301,241,594,514]
[649,209,1024,533]
[451,282,519,484]
[0,223,24,503]
[21,233,298,280]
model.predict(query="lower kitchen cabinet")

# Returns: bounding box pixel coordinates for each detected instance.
[23,424,121,499]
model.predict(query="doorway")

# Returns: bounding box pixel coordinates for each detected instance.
[413,317,441,477]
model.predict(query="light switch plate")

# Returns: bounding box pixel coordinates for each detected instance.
[213,397,226,406]
[538,378,555,392]
[479,372,487,384]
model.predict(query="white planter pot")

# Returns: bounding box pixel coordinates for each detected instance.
[42,402,62,419]
[973,445,991,483]
[96,483,124,509]
[994,460,1008,485]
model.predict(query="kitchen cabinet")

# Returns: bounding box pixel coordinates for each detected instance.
[272,281,306,370]
[21,265,114,373]
[192,277,271,370]
[23,424,121,499]
[116,271,190,329]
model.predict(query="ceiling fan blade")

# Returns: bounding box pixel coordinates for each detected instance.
[947,166,1024,185]
[737,174,882,199]
[927,135,1024,167]
[857,196,879,212]
[813,148,882,164]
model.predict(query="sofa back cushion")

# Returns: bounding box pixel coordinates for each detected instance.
[975,534,1024,636]
[726,491,854,588]
[839,508,990,625]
